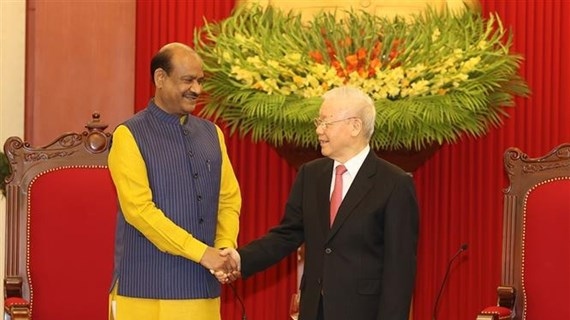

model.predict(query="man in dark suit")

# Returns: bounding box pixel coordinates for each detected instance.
[221,86,419,320]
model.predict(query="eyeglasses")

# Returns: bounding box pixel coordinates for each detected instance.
[313,117,358,129]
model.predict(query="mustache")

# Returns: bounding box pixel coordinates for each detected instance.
[185,91,200,100]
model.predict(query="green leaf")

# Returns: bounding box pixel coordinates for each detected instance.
[194,4,530,150]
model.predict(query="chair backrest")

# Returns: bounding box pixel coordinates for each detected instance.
[3,113,117,319]
[501,143,570,320]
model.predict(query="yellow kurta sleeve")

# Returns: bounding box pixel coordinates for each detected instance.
[108,124,241,263]
[213,125,241,250]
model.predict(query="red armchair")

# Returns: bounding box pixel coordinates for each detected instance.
[3,114,117,320]
[477,143,570,320]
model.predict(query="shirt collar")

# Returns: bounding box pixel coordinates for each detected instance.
[333,145,370,177]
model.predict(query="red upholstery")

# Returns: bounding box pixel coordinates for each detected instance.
[27,168,117,319]
[4,297,29,309]
[480,306,514,319]
[523,180,570,319]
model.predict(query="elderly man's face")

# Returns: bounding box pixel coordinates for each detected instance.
[315,98,360,162]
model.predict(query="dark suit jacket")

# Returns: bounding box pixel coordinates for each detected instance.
[239,151,419,320]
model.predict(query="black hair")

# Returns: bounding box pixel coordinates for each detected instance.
[150,49,174,85]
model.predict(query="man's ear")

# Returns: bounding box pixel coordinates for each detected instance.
[351,118,363,137]
[154,68,167,88]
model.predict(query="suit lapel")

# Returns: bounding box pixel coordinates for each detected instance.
[327,151,377,241]
[318,161,334,238]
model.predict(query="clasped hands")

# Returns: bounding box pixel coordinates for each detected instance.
[200,247,241,284]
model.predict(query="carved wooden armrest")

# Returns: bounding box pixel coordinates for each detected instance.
[4,276,23,299]
[4,277,30,320]
[476,286,516,320]
[496,286,516,309]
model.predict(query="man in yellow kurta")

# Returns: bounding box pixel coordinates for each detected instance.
[108,42,241,320]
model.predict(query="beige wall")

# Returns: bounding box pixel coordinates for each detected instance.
[1,0,26,312]
[238,0,480,19]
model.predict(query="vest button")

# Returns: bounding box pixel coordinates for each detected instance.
[193,173,199,179]
[325,248,332,254]
[183,129,190,135]
[197,195,203,201]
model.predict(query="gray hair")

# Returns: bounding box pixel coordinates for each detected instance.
[322,86,376,139]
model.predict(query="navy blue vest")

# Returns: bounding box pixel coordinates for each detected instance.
[113,101,222,299]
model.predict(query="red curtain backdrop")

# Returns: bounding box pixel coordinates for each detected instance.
[413,1,570,319]
[135,1,570,319]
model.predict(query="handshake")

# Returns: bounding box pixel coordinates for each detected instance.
[200,247,242,284]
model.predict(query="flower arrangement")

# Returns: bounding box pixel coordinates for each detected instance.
[194,5,529,150]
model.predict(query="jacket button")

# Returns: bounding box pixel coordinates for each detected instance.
[325,248,332,254]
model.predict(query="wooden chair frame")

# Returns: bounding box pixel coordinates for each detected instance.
[3,113,112,319]
[477,143,570,320]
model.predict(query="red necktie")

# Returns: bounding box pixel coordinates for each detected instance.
[330,165,347,227]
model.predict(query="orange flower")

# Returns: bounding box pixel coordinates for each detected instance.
[389,39,402,60]
[372,41,382,57]
[369,58,381,69]
[331,60,345,78]
[310,34,404,81]
[345,54,358,68]
[331,60,342,70]
[326,44,336,60]
[389,50,399,61]
[357,48,367,61]
[309,50,324,63]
